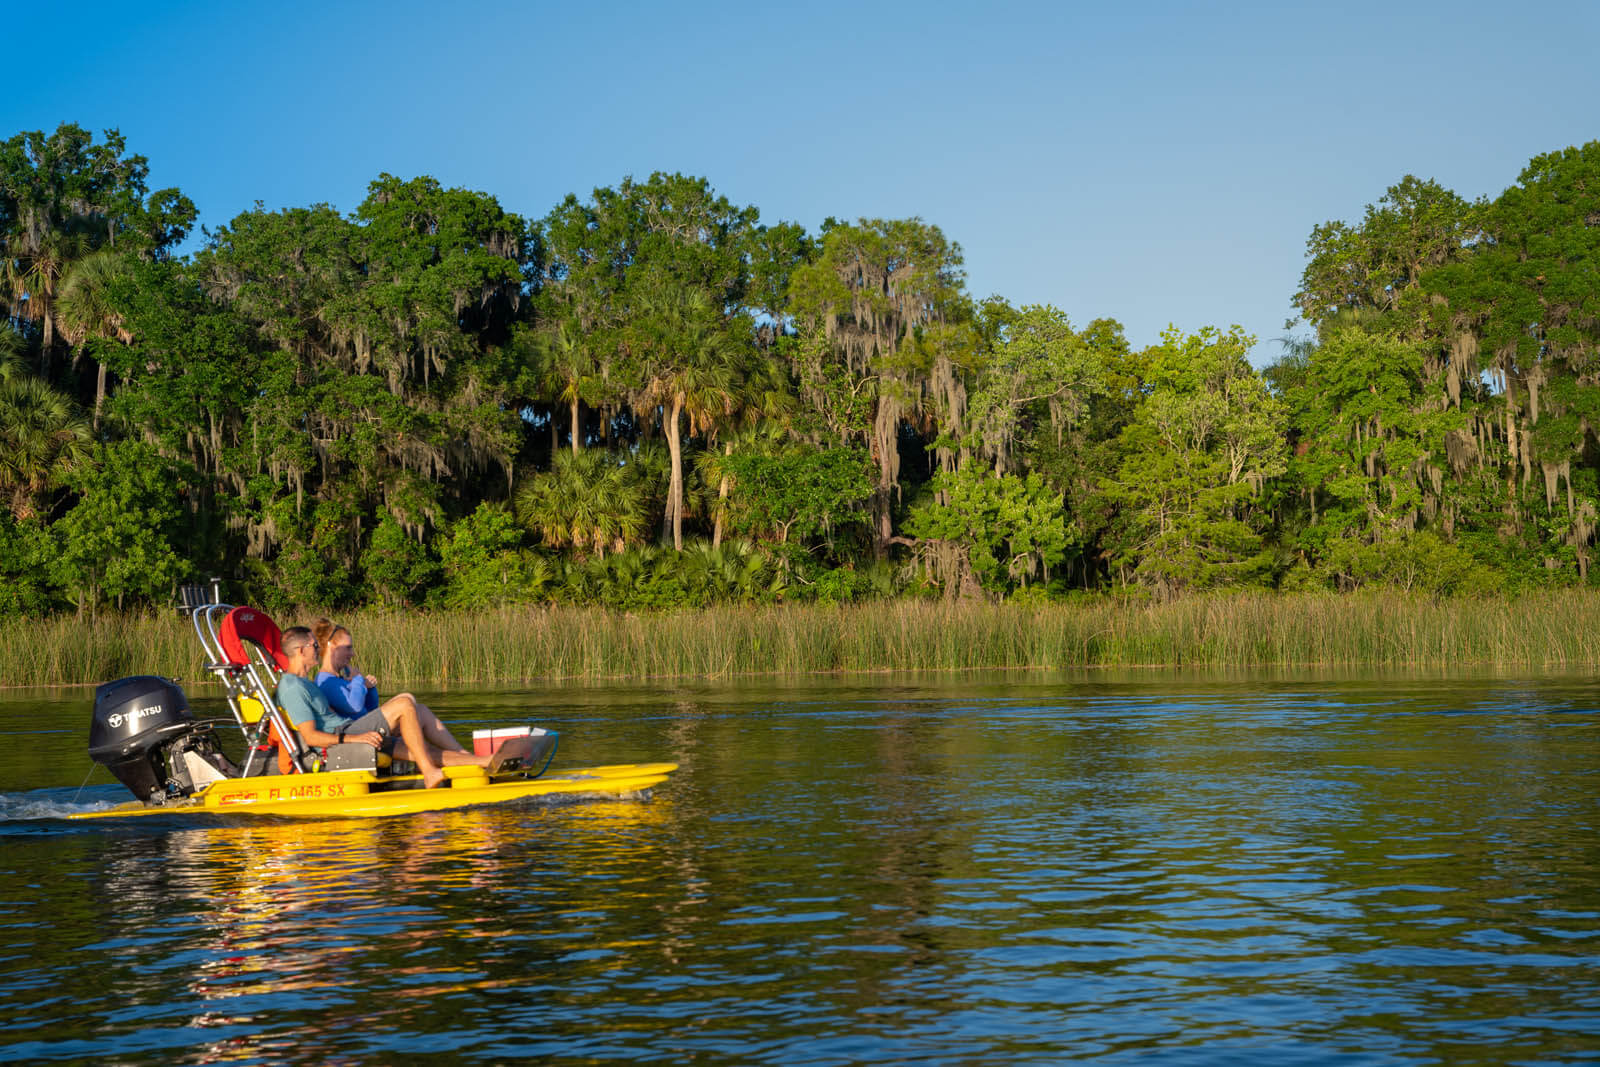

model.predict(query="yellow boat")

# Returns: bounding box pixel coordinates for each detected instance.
[68,761,678,821]
[71,601,676,821]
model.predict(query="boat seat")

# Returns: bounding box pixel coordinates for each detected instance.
[231,694,292,773]
[211,606,314,775]
[218,606,289,673]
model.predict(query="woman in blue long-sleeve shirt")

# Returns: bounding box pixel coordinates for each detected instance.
[314,618,472,755]
[313,617,380,717]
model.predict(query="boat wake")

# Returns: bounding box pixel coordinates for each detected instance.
[0,788,119,826]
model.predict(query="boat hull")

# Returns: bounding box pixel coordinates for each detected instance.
[67,762,677,821]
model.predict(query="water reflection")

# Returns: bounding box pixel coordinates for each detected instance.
[55,800,681,1063]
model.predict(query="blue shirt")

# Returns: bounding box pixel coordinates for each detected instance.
[315,670,379,718]
[276,671,343,735]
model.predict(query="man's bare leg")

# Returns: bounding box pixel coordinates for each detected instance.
[380,695,449,788]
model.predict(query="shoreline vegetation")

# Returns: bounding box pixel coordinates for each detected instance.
[6,592,1600,691]
[8,126,1600,628]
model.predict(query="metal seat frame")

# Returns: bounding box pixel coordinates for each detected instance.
[191,602,313,777]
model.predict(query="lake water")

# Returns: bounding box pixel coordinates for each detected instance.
[2,672,1598,1064]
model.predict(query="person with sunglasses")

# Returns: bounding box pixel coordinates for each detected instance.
[276,626,492,788]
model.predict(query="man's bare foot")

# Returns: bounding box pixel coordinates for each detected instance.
[423,768,448,789]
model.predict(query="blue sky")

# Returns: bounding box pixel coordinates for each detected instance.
[9,0,1597,362]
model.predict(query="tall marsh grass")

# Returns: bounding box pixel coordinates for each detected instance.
[6,591,1600,689]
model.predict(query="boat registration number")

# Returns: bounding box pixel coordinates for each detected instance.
[214,782,354,806]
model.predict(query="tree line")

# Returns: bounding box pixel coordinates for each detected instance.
[3,122,1599,615]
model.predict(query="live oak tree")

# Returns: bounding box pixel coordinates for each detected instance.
[965,302,1113,477]
[1103,327,1287,596]
[1290,143,1600,587]
[1424,142,1600,579]
[436,502,550,608]
[1295,175,1478,339]
[48,440,188,615]
[719,445,875,548]
[189,176,530,590]
[903,467,1072,598]
[1278,328,1456,586]
[788,218,971,557]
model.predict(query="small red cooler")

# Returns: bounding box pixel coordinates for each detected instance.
[472,725,544,757]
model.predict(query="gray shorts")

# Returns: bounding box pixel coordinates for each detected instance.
[339,709,395,753]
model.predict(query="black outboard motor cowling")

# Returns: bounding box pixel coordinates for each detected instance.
[89,675,201,803]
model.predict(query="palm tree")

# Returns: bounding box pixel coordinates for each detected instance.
[698,354,797,548]
[1,225,88,356]
[591,545,662,608]
[0,371,93,520]
[622,439,673,544]
[56,249,134,428]
[631,286,743,551]
[678,539,771,604]
[534,318,604,455]
[513,449,648,559]
[0,323,25,378]
[1,126,178,387]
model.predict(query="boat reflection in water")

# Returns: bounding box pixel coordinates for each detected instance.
[91,798,679,1062]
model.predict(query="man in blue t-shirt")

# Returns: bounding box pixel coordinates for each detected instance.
[276,626,493,788]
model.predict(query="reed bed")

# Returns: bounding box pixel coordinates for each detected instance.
[6,591,1600,690]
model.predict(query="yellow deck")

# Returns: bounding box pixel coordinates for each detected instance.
[67,762,677,821]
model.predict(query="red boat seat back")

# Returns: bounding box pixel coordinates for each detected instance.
[219,606,290,671]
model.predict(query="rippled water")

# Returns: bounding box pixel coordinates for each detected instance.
[2,673,1599,1063]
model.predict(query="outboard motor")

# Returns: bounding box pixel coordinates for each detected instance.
[89,676,236,804]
